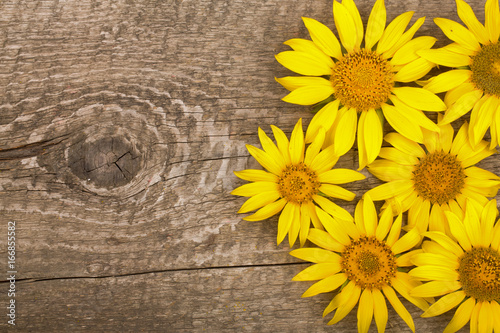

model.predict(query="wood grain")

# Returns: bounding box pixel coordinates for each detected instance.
[0,0,494,331]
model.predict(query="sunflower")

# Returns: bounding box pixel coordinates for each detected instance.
[365,117,500,234]
[290,195,428,332]
[231,118,365,247]
[409,199,500,333]
[418,0,500,147]
[275,0,445,169]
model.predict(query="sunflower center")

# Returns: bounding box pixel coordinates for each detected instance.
[470,42,500,97]
[330,49,394,112]
[277,163,319,204]
[458,247,500,302]
[412,151,465,205]
[341,236,397,289]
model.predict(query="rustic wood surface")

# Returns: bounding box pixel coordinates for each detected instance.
[0,0,496,331]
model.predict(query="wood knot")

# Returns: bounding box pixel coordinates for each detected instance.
[69,135,143,189]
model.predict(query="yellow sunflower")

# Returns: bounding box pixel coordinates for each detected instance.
[365,117,500,234]
[275,0,445,170]
[290,195,428,332]
[419,0,500,147]
[409,199,500,333]
[232,118,365,247]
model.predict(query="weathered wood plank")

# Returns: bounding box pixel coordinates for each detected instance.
[0,0,495,331]
[6,265,464,332]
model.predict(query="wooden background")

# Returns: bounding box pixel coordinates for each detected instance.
[0,0,497,331]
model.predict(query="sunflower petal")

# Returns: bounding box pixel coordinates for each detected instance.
[320,184,356,201]
[277,203,295,244]
[391,228,421,254]
[393,58,434,82]
[317,168,366,184]
[418,48,471,67]
[243,198,287,221]
[333,107,357,156]
[363,108,383,164]
[305,100,340,143]
[357,289,374,333]
[365,0,386,50]
[392,86,446,111]
[307,228,345,252]
[237,191,281,213]
[333,0,358,53]
[486,0,500,43]
[282,82,334,106]
[410,280,462,298]
[289,118,305,164]
[434,17,481,51]
[302,17,343,59]
[377,11,414,55]
[423,69,471,94]
[290,247,341,263]
[422,290,466,317]
[382,285,415,332]
[328,283,362,325]
[292,262,342,281]
[302,273,348,297]
[456,0,489,45]
[275,50,333,76]
[381,103,424,142]
[391,36,436,66]
[409,265,460,281]
[443,297,475,333]
[234,169,278,182]
[365,180,414,201]
[372,288,388,333]
[275,76,335,91]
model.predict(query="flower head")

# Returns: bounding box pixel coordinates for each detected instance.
[232,119,365,247]
[275,0,445,169]
[366,118,500,233]
[290,195,427,332]
[409,199,500,333]
[419,0,500,147]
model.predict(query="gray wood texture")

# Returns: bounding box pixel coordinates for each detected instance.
[0,0,495,331]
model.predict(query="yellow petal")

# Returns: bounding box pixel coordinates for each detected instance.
[443,297,475,333]
[315,206,351,245]
[410,280,462,298]
[302,273,348,297]
[434,17,481,51]
[342,0,364,49]
[275,50,333,76]
[363,109,383,165]
[409,265,460,281]
[304,127,326,166]
[271,125,291,164]
[456,0,489,45]
[445,211,472,251]
[478,301,494,333]
[365,180,414,201]
[307,228,345,252]
[357,109,368,170]
[423,69,471,94]
[381,103,424,142]
[365,0,386,50]
[383,16,426,59]
[378,147,419,165]
[290,246,341,263]
[382,285,415,332]
[486,0,500,43]
[243,198,287,221]
[333,107,357,156]
[277,202,295,245]
[411,252,459,270]
[391,272,430,311]
[423,231,464,257]
[392,86,446,111]
[390,95,440,132]
[368,160,413,182]
[237,191,281,213]
[377,11,414,55]
[282,83,334,106]
[302,17,342,59]
[231,181,278,197]
[480,199,498,247]
[422,290,466,317]
[391,228,421,254]
[299,203,311,247]
[444,81,478,108]
[333,0,357,52]
[317,168,366,184]
[246,144,282,175]
[234,169,278,182]
[469,95,498,146]
[304,100,340,143]
[375,206,393,241]
[362,195,378,236]
[284,38,335,66]
[418,48,471,67]
[288,208,301,247]
[319,184,356,201]
[372,288,388,333]
[310,145,339,174]
[357,289,374,333]
[258,127,286,168]
[393,58,434,82]
[391,36,436,66]
[275,75,333,91]
[386,213,403,247]
[289,118,304,164]
[328,283,362,325]
[385,131,426,157]
[292,262,342,281]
